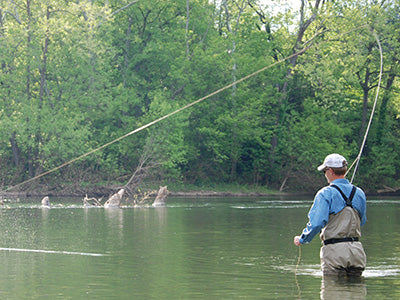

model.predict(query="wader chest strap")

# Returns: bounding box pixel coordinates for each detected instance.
[330,184,357,207]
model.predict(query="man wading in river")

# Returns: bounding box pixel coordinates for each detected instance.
[294,153,367,277]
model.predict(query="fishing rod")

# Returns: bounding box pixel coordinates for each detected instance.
[294,26,383,288]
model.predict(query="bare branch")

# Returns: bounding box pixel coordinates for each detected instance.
[3,10,22,24]
[111,1,139,17]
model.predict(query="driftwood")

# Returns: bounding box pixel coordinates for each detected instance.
[82,186,168,208]
[377,185,400,194]
[104,189,125,208]
[83,194,103,207]
[122,136,166,200]
[152,186,168,207]
[41,196,51,207]
[133,190,153,206]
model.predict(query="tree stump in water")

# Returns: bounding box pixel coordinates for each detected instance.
[41,196,50,208]
[104,189,125,208]
[152,186,168,207]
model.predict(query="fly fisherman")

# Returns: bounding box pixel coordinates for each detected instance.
[294,153,367,277]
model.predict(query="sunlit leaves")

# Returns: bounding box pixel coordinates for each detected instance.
[0,0,398,192]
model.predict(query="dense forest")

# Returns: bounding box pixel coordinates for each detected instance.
[0,0,398,195]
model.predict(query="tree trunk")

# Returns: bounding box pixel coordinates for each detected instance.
[269,0,322,172]
[26,0,32,102]
[360,68,370,144]
[186,0,190,59]
[10,132,21,168]
[222,0,247,181]
[123,17,133,88]
[376,71,396,145]
[39,6,50,105]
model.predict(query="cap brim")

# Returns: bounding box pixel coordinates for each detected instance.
[317,164,325,171]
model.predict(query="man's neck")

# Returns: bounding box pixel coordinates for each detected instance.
[328,175,346,184]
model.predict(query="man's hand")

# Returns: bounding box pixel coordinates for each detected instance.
[294,236,302,246]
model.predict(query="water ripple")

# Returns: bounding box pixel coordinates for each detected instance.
[275,264,400,278]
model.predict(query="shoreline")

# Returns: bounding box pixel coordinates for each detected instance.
[0,186,397,199]
[168,190,308,197]
[0,188,307,199]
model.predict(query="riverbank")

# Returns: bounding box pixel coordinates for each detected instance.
[0,189,298,199]
[0,182,396,199]
[0,182,301,199]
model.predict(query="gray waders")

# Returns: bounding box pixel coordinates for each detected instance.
[319,185,366,276]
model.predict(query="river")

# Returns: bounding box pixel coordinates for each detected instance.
[0,195,398,299]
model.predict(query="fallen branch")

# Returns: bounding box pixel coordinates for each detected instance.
[83,194,103,206]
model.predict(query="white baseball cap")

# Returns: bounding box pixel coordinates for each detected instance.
[317,153,348,171]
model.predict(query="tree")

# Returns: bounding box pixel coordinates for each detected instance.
[0,0,115,186]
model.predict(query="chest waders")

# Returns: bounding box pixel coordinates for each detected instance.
[324,184,358,245]
[319,185,366,276]
[331,185,356,208]
[323,185,360,245]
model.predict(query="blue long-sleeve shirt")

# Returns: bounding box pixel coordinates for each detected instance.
[299,178,367,244]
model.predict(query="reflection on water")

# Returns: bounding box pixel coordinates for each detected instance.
[278,263,400,278]
[0,196,398,299]
[320,276,367,300]
[278,263,400,299]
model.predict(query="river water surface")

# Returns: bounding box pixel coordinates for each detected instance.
[0,195,399,299]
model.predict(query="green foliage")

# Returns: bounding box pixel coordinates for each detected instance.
[0,0,398,193]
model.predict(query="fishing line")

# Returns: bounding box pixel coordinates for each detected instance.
[4,43,311,192]
[294,27,382,292]
[294,245,302,299]
[348,29,383,183]
[5,24,369,192]
[0,247,107,256]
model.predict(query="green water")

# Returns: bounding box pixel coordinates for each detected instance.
[0,196,399,299]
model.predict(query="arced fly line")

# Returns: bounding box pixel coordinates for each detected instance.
[6,49,305,192]
[347,29,383,183]
[294,28,383,294]
[5,24,370,192]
